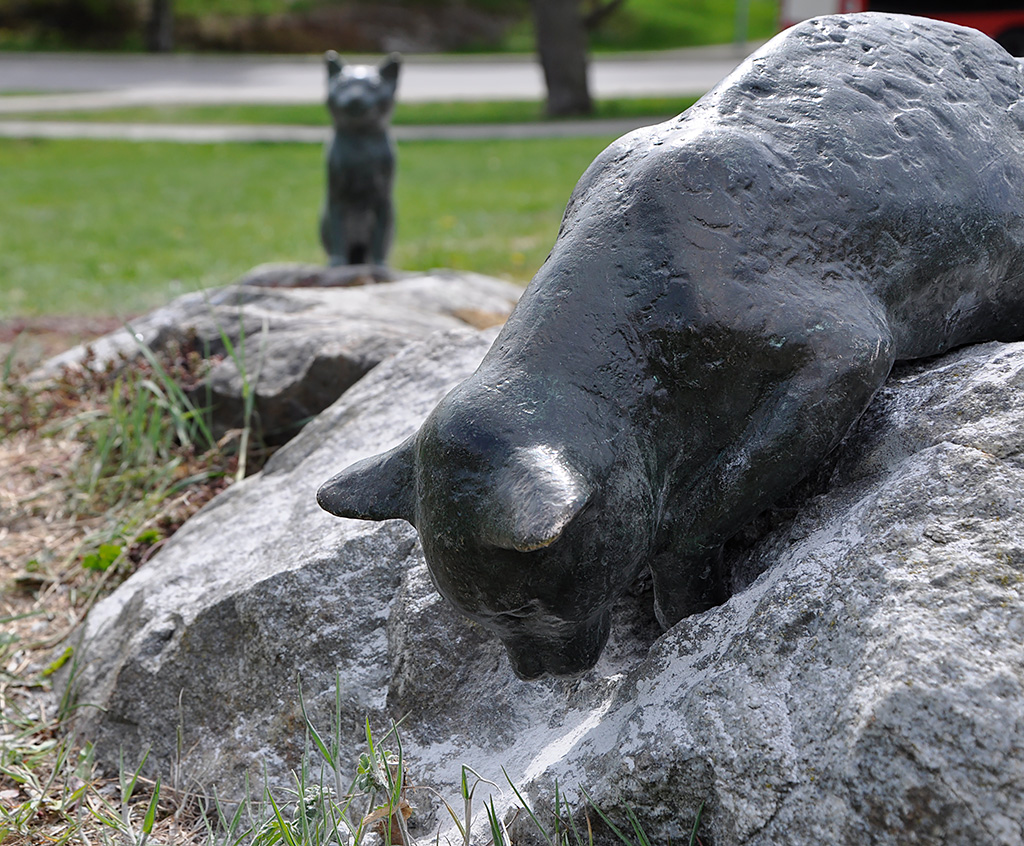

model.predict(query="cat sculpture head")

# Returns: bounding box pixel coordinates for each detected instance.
[317,384,655,680]
[324,51,400,132]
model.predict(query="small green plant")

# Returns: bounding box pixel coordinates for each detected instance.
[36,324,272,590]
[65,336,218,513]
[437,764,500,846]
[206,308,269,481]
[102,749,162,846]
[501,768,706,846]
[299,677,413,845]
[252,783,342,846]
[486,796,511,845]
[261,685,701,846]
[0,681,96,845]
[81,541,124,572]
[46,338,235,598]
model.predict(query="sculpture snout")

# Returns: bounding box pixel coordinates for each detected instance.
[501,611,611,680]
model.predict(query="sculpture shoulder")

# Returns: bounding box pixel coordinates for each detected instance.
[556,117,776,245]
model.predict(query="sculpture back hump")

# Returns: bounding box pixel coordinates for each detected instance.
[541,12,1024,363]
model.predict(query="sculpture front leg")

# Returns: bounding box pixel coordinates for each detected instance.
[651,319,896,628]
[368,199,394,266]
[319,201,348,266]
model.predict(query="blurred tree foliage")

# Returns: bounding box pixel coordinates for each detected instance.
[0,1,775,57]
[0,0,141,47]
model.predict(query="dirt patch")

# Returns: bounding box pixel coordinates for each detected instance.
[0,318,239,659]
[0,430,91,652]
[0,315,126,372]
[1,317,116,652]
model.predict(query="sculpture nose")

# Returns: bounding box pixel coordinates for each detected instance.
[507,648,546,681]
[502,611,611,680]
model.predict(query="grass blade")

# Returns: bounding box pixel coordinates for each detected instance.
[503,767,554,846]
[581,787,633,846]
[688,799,705,846]
[139,775,160,846]
[486,798,507,846]
[297,680,335,771]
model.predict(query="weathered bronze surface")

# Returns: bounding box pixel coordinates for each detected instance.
[319,14,1024,678]
[320,52,399,266]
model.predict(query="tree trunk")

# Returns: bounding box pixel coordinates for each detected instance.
[529,0,593,117]
[146,0,174,52]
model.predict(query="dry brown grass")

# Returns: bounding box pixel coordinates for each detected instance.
[0,322,254,845]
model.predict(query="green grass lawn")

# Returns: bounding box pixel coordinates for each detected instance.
[590,0,777,51]
[0,134,617,319]
[435,0,777,53]
[1,96,698,126]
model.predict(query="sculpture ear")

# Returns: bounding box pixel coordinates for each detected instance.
[325,50,343,79]
[317,437,416,524]
[482,446,592,552]
[379,53,401,86]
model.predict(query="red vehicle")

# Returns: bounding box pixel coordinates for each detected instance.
[779,0,1024,54]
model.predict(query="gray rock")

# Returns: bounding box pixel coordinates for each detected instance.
[33,270,520,442]
[234,261,405,288]
[65,334,1024,846]
[63,328,502,805]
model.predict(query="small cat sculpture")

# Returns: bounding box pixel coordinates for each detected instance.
[319,51,400,266]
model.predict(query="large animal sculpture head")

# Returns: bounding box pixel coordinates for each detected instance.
[317,381,655,680]
[324,51,400,132]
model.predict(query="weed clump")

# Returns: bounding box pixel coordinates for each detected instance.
[1,329,272,846]
[2,331,267,592]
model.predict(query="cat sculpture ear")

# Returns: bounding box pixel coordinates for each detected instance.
[325,50,343,79]
[317,436,416,524]
[379,53,401,87]
[481,445,593,552]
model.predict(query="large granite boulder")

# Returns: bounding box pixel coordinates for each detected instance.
[65,331,1024,846]
[35,267,520,443]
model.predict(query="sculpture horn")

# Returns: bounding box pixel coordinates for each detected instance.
[317,437,416,524]
[482,445,592,552]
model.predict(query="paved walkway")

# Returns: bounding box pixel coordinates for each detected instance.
[0,43,758,106]
[0,43,760,141]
